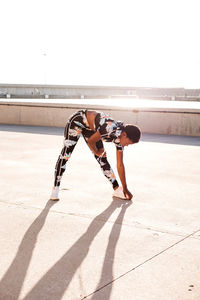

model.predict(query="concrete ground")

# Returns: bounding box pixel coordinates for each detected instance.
[0,124,200,300]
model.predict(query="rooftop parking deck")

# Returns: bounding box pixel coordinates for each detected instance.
[0,124,200,299]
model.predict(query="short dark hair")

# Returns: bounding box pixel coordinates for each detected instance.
[123,125,141,143]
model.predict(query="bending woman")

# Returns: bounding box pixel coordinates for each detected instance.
[50,109,141,201]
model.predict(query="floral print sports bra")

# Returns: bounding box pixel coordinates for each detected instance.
[94,112,124,151]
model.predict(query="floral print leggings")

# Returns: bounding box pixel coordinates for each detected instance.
[54,110,119,189]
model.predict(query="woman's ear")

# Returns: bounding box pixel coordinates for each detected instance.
[121,131,127,138]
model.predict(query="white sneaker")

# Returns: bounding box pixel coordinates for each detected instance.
[112,187,127,200]
[50,186,60,201]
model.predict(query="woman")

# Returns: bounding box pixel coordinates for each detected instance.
[50,109,141,201]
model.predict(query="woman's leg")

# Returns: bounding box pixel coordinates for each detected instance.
[54,138,78,187]
[54,116,83,187]
[82,129,119,189]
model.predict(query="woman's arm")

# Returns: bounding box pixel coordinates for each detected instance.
[116,149,133,200]
[87,131,106,157]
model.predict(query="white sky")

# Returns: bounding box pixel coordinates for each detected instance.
[0,0,200,88]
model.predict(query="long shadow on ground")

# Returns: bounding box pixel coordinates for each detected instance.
[88,201,132,300]
[0,124,63,136]
[22,200,131,300]
[0,201,56,300]
[141,133,200,146]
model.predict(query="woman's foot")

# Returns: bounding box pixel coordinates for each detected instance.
[50,186,60,201]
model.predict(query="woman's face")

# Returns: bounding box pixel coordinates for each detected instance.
[119,132,134,147]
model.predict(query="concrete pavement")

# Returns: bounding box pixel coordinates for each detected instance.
[0,124,200,300]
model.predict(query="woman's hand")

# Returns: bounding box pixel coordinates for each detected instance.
[87,131,106,157]
[123,187,133,200]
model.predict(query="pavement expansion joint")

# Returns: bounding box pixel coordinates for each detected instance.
[81,227,200,299]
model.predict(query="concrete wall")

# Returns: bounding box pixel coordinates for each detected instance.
[0,99,200,136]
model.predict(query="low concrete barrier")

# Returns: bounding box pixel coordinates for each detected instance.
[0,99,200,136]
